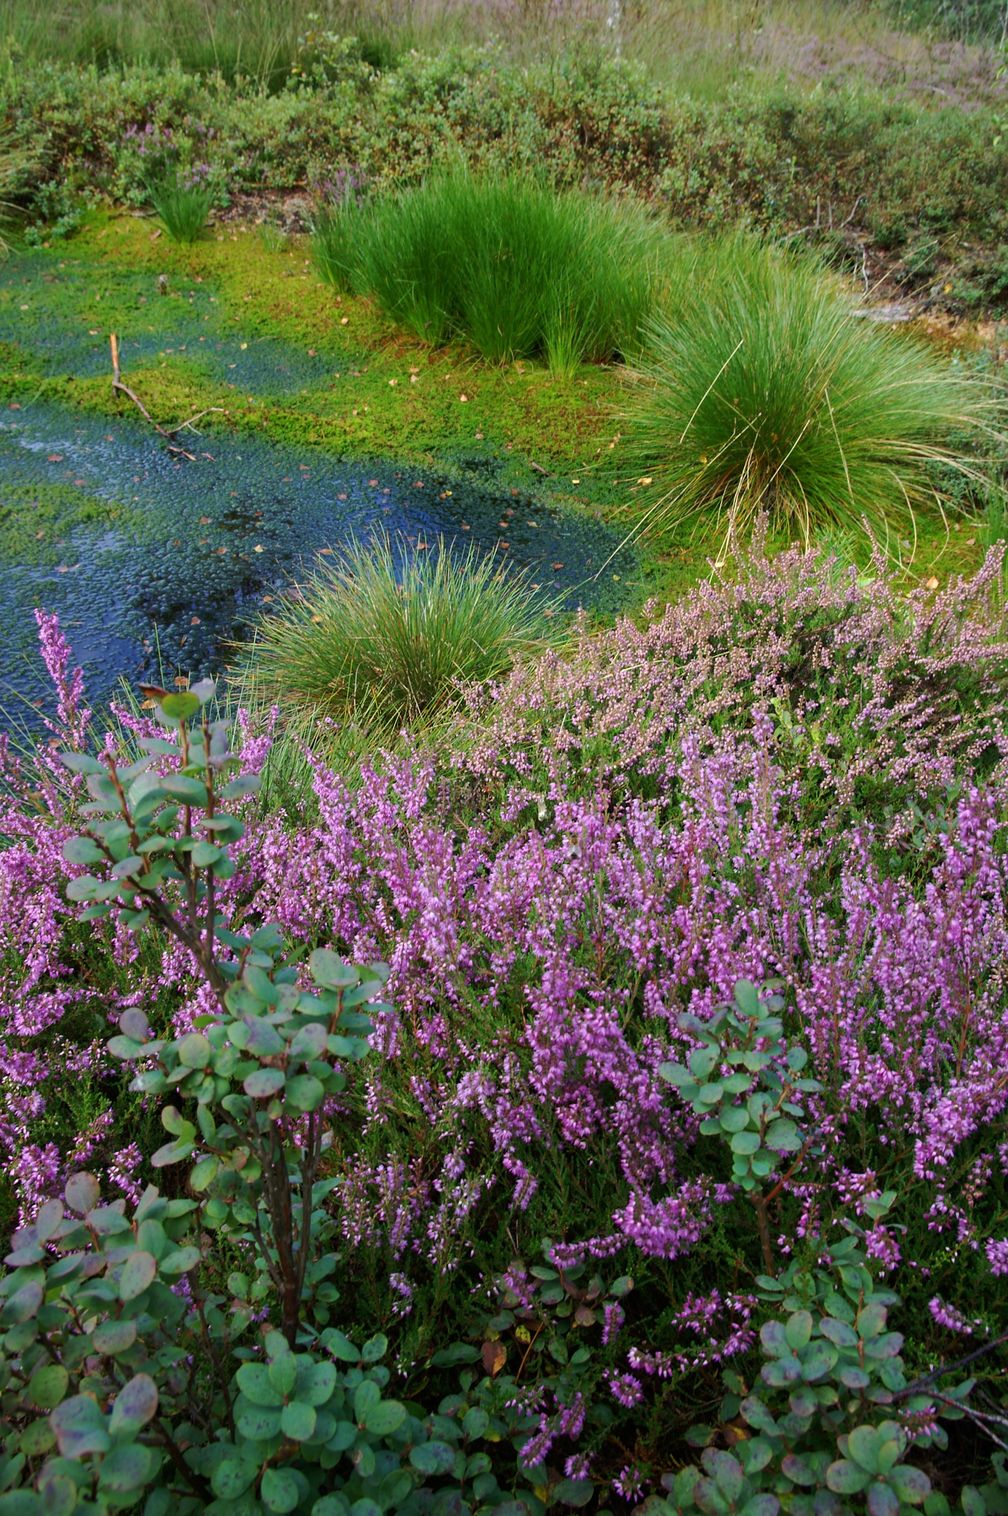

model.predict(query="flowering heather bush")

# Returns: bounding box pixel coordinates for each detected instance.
[3,548,1008,1498]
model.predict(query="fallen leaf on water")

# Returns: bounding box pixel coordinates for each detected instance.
[253,545,265,553]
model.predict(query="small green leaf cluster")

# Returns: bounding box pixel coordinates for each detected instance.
[0,1177,201,1512]
[426,1253,636,1510]
[654,1227,968,1516]
[659,980,821,1199]
[0,1180,519,1515]
[60,680,246,955]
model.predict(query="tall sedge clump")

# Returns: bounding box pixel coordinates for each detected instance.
[147,168,212,244]
[622,231,996,555]
[312,171,666,371]
[239,532,560,739]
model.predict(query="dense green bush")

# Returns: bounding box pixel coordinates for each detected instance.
[314,171,666,368]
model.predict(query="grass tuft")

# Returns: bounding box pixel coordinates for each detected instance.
[148,171,212,244]
[238,532,562,743]
[312,171,667,372]
[621,232,999,556]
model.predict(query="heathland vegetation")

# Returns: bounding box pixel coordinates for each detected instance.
[1,2,1008,1512]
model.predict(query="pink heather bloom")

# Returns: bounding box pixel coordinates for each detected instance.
[4,548,1008,1339]
[985,1238,1008,1276]
[928,1297,979,1335]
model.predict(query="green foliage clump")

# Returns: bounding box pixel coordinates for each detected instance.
[147,170,211,244]
[622,233,995,552]
[313,171,666,371]
[242,532,560,740]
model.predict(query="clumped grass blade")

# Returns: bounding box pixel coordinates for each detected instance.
[147,170,211,244]
[311,170,667,370]
[622,231,1000,555]
[237,532,562,746]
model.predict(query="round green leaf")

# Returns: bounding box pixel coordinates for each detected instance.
[785,1310,813,1351]
[244,1068,286,1098]
[178,1032,211,1068]
[462,1406,490,1440]
[281,1401,317,1442]
[848,1425,883,1472]
[410,1441,456,1476]
[64,1172,100,1217]
[310,949,358,988]
[119,1250,157,1302]
[50,1394,111,1458]
[158,692,201,721]
[764,1118,801,1152]
[109,1374,158,1436]
[27,1364,68,1410]
[98,1442,158,1495]
[261,1467,301,1514]
[211,1457,259,1500]
[285,1074,325,1112]
[302,1361,338,1406]
[827,1459,871,1495]
[4,1280,43,1323]
[360,1399,406,1437]
[867,1482,900,1516]
[91,1318,138,1356]
[159,1246,201,1276]
[237,1363,281,1407]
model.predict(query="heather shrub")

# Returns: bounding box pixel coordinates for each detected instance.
[0,684,997,1512]
[622,233,996,552]
[4,552,1008,1499]
[239,533,560,741]
[312,171,667,368]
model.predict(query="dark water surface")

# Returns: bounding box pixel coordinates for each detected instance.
[0,402,637,724]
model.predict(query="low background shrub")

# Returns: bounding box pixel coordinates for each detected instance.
[2,43,1006,298]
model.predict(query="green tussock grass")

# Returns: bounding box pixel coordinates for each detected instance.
[621,232,1001,558]
[313,172,667,373]
[236,531,564,748]
[147,172,212,244]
